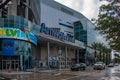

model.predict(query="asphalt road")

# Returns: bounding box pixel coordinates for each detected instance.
[0,65,120,80]
[0,76,11,80]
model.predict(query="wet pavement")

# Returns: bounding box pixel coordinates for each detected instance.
[0,76,11,80]
[0,66,120,80]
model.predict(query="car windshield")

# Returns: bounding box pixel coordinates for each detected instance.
[72,64,79,67]
[109,63,113,64]
[80,63,85,65]
[96,62,103,64]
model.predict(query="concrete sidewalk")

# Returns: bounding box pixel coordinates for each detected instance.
[26,67,70,72]
[0,71,33,75]
[0,67,93,80]
[0,68,70,75]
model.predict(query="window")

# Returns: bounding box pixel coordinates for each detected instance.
[17,5,25,18]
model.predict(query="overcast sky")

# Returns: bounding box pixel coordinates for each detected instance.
[55,0,108,20]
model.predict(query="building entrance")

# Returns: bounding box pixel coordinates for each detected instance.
[0,55,20,70]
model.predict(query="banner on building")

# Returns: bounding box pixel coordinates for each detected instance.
[2,39,14,56]
[0,28,37,45]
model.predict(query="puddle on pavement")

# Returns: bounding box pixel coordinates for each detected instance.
[110,66,120,74]
[101,76,120,80]
[101,67,120,80]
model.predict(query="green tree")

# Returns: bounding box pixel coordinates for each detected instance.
[95,0,120,50]
[97,43,104,61]
[91,42,98,58]
[103,47,112,64]
[114,53,120,63]
[91,42,111,64]
[91,42,104,61]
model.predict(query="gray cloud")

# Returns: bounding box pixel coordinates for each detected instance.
[55,0,84,12]
[55,0,100,20]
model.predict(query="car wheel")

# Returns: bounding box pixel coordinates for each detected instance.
[83,68,85,70]
[77,68,79,71]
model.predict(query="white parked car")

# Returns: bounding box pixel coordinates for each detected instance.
[114,63,119,66]
[93,62,106,70]
[108,63,114,67]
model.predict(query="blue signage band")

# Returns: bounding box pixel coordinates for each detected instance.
[40,23,75,43]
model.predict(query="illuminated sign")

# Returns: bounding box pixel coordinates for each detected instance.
[0,28,37,45]
[40,23,75,43]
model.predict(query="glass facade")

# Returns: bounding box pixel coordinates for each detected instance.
[14,40,31,55]
[1,16,28,29]
[74,20,99,64]
[74,21,87,45]
[0,15,37,70]
[74,21,87,63]
[0,15,38,55]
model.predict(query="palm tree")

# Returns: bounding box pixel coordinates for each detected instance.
[102,47,111,64]
[91,42,110,63]
[106,48,112,64]
[91,42,104,62]
[97,43,105,61]
[102,46,106,63]
[91,42,98,59]
[114,53,120,63]
[100,45,112,64]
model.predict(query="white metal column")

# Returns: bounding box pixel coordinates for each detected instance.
[65,46,67,68]
[47,42,50,68]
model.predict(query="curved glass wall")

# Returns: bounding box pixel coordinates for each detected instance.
[0,15,39,70]
[74,21,87,44]
[0,15,40,34]
[0,15,28,29]
[14,40,32,55]
[0,15,38,56]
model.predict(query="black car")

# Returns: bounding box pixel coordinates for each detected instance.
[71,63,86,71]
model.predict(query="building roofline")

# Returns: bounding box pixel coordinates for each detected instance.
[40,0,90,21]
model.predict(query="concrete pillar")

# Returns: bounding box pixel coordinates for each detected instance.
[65,46,67,68]
[74,48,76,64]
[58,47,62,70]
[77,49,79,63]
[25,0,29,19]
[47,42,50,68]
[20,55,23,70]
[8,0,17,16]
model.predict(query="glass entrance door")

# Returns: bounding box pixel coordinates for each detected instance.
[1,60,11,70]
[11,60,19,69]
[6,60,11,69]
[0,55,20,70]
